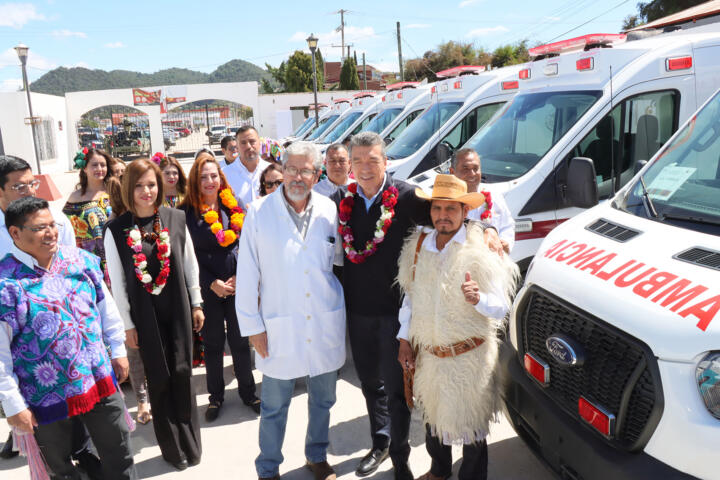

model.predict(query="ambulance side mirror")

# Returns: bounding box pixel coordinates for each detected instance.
[634,159,648,174]
[435,142,453,165]
[566,157,598,208]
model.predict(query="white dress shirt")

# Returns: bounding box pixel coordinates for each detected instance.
[313,177,355,197]
[104,227,203,330]
[235,190,346,380]
[0,245,127,417]
[0,207,75,255]
[397,225,509,341]
[222,158,271,209]
[466,189,515,252]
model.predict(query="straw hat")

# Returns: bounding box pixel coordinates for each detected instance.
[415,174,486,209]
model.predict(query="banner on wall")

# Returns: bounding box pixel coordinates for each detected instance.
[132,88,161,106]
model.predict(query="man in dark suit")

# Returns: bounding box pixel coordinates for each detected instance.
[332,133,503,480]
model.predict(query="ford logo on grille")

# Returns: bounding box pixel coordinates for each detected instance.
[545,334,584,366]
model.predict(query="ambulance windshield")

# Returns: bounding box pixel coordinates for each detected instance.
[462,90,601,182]
[306,114,340,140]
[386,102,462,159]
[320,112,363,143]
[619,90,720,235]
[365,108,403,134]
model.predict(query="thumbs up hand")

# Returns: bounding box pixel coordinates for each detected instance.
[461,271,480,305]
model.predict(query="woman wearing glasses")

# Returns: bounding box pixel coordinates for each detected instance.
[259,163,283,196]
[159,155,187,208]
[104,158,205,470]
[63,148,113,283]
[179,151,259,421]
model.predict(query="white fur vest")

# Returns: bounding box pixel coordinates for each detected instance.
[397,222,519,442]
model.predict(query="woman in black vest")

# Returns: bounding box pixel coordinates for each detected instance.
[179,151,259,421]
[104,158,204,471]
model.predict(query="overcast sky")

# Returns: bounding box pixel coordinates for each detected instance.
[0,0,638,92]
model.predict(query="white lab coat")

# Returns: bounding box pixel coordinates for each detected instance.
[235,189,346,380]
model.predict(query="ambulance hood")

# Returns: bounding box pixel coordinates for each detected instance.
[527,201,720,361]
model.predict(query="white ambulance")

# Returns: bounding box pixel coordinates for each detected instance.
[501,79,720,480]
[413,23,720,272]
[315,91,379,146]
[287,103,329,141]
[301,98,351,143]
[385,64,522,179]
[374,82,433,145]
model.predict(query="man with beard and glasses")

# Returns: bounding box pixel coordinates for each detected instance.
[223,126,271,208]
[236,142,345,480]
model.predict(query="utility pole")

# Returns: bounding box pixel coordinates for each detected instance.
[362,52,367,90]
[347,45,351,59]
[332,9,349,61]
[396,21,404,82]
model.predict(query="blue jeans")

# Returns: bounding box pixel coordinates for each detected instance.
[256,370,338,478]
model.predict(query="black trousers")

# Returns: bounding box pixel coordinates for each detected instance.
[34,392,137,480]
[201,291,256,404]
[146,316,202,465]
[348,311,410,466]
[425,424,488,480]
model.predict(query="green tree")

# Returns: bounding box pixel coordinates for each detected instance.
[491,40,530,68]
[623,0,706,29]
[339,57,360,90]
[285,50,314,92]
[314,48,325,91]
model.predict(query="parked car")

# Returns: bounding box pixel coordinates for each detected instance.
[175,126,190,137]
[79,133,104,150]
[208,125,226,144]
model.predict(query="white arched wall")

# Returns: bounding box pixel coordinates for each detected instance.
[65,81,259,167]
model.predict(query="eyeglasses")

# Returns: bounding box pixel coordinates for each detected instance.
[10,180,41,193]
[284,166,316,179]
[264,180,283,189]
[21,222,58,233]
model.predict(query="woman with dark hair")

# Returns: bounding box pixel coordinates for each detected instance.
[178,151,259,421]
[63,148,113,282]
[109,156,127,178]
[104,158,205,470]
[157,154,187,208]
[259,163,283,196]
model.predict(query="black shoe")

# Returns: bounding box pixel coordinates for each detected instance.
[0,433,19,459]
[74,449,103,480]
[170,459,188,471]
[393,462,413,480]
[205,401,222,422]
[188,456,201,467]
[242,395,261,414]
[355,447,389,477]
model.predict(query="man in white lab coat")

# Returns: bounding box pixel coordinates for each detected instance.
[236,142,345,480]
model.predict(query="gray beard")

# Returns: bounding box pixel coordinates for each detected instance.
[285,182,310,203]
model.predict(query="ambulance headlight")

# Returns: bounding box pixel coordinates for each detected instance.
[696,352,720,420]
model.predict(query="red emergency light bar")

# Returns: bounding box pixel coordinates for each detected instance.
[353,91,375,99]
[436,65,486,78]
[576,57,594,71]
[519,68,531,80]
[334,98,350,104]
[524,353,549,385]
[502,80,519,90]
[666,56,693,71]
[386,81,420,91]
[308,103,328,110]
[529,33,626,57]
[578,397,615,438]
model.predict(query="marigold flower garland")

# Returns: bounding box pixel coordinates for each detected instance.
[201,188,245,247]
[479,190,493,220]
[338,183,398,264]
[125,214,171,295]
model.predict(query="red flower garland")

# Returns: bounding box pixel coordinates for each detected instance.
[480,190,493,220]
[126,215,172,295]
[338,183,399,264]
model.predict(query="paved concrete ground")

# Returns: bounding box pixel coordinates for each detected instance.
[0,169,555,479]
[1,357,554,480]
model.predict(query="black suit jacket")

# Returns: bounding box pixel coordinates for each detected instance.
[332,175,431,316]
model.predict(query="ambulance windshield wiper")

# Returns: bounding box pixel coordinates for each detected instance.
[659,213,720,227]
[638,175,658,218]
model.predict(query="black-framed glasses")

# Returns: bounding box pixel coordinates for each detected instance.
[21,222,58,233]
[264,180,283,189]
[10,180,41,193]
[284,166,316,179]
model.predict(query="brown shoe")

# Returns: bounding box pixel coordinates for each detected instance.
[415,472,450,480]
[306,460,336,480]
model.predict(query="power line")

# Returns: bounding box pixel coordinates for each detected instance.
[545,0,631,43]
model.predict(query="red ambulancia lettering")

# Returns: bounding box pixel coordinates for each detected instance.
[567,248,605,268]
[678,295,720,332]
[615,264,657,288]
[652,279,708,311]
[595,260,636,281]
[544,239,569,258]
[556,243,586,262]
[632,272,678,298]
[579,253,617,275]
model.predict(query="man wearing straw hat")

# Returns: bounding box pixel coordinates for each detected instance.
[396,174,519,480]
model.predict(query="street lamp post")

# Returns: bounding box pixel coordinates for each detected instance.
[306,34,320,128]
[14,43,42,174]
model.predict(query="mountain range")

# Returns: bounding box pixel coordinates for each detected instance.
[29,59,273,96]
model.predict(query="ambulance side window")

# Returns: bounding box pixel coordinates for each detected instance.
[385,109,422,143]
[571,90,678,199]
[352,113,377,135]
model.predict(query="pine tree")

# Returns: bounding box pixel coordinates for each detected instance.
[339,57,360,90]
[315,48,325,90]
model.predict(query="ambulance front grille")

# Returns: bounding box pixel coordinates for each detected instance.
[519,287,663,451]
